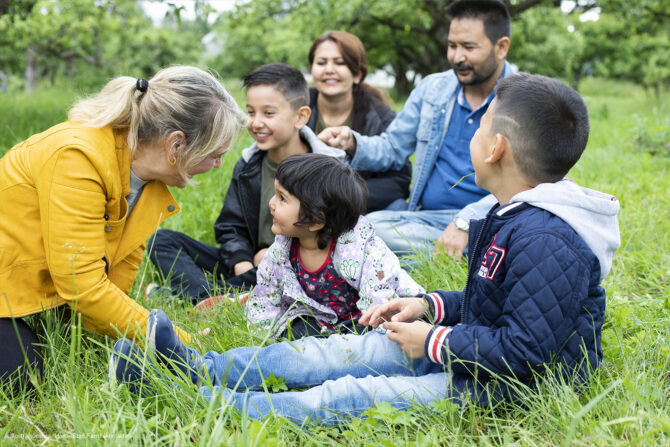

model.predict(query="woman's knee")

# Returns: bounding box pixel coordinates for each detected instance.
[149,229,182,251]
[0,318,43,395]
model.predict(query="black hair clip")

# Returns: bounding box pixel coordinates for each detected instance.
[136,78,149,93]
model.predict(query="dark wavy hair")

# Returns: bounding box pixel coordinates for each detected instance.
[276,153,368,249]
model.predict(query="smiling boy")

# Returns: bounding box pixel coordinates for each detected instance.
[148,64,344,303]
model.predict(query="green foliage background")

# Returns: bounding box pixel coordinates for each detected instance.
[1,0,669,94]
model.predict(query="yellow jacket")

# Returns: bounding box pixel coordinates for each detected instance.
[0,122,189,341]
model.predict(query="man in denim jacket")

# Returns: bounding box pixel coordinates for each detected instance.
[320,0,515,260]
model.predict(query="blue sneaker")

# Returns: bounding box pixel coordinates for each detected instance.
[109,338,156,396]
[147,309,205,384]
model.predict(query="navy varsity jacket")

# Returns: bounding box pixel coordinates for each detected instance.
[423,201,606,399]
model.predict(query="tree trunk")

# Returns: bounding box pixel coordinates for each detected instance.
[25,44,38,92]
[66,55,75,79]
[0,0,11,15]
[572,70,582,92]
[392,62,412,97]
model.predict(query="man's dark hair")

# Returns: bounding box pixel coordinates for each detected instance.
[242,63,309,109]
[447,0,511,44]
[276,153,368,249]
[492,73,590,183]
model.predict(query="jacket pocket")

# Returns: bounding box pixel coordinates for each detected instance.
[417,102,436,142]
[104,196,128,222]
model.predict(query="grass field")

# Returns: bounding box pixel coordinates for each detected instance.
[0,78,668,445]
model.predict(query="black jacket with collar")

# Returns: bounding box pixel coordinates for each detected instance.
[307,87,411,212]
[213,127,346,275]
[213,149,263,275]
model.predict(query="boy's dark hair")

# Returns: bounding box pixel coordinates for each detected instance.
[492,73,590,183]
[447,0,511,44]
[276,153,368,249]
[242,63,309,110]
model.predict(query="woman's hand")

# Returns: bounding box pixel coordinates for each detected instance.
[318,126,356,154]
[359,297,427,328]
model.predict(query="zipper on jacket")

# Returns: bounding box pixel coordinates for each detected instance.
[237,169,257,251]
[460,213,492,324]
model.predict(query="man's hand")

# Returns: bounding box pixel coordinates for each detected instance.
[253,248,268,267]
[317,126,356,154]
[383,320,433,358]
[359,297,427,328]
[434,221,468,260]
[233,260,254,276]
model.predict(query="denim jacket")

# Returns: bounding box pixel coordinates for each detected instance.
[350,62,516,220]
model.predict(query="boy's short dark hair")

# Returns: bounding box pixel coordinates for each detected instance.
[447,0,511,44]
[492,73,590,183]
[242,63,309,110]
[276,153,368,249]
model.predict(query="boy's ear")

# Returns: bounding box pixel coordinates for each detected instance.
[295,106,312,129]
[485,133,508,164]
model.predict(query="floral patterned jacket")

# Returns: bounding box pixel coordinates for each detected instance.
[246,216,425,336]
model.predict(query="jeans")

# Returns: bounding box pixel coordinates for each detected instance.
[383,198,410,212]
[366,209,459,257]
[197,331,450,425]
[366,194,498,259]
[148,229,257,301]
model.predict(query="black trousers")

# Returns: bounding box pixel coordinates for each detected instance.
[281,316,369,340]
[0,317,43,394]
[148,229,257,303]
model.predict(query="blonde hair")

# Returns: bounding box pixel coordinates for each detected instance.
[68,65,246,182]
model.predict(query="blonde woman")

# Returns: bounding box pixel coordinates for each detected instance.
[0,66,245,391]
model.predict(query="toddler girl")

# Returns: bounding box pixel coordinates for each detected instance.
[246,153,424,338]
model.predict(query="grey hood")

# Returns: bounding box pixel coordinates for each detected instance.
[241,126,347,162]
[511,178,620,282]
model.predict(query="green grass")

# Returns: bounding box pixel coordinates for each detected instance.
[1,78,669,445]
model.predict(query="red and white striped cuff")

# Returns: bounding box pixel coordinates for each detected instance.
[426,325,452,364]
[425,292,444,324]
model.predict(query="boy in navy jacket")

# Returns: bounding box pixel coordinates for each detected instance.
[366,73,621,397]
[112,74,620,425]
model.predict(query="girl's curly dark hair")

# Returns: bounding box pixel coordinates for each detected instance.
[276,153,368,249]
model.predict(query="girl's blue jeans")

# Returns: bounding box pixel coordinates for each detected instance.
[196,331,450,425]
